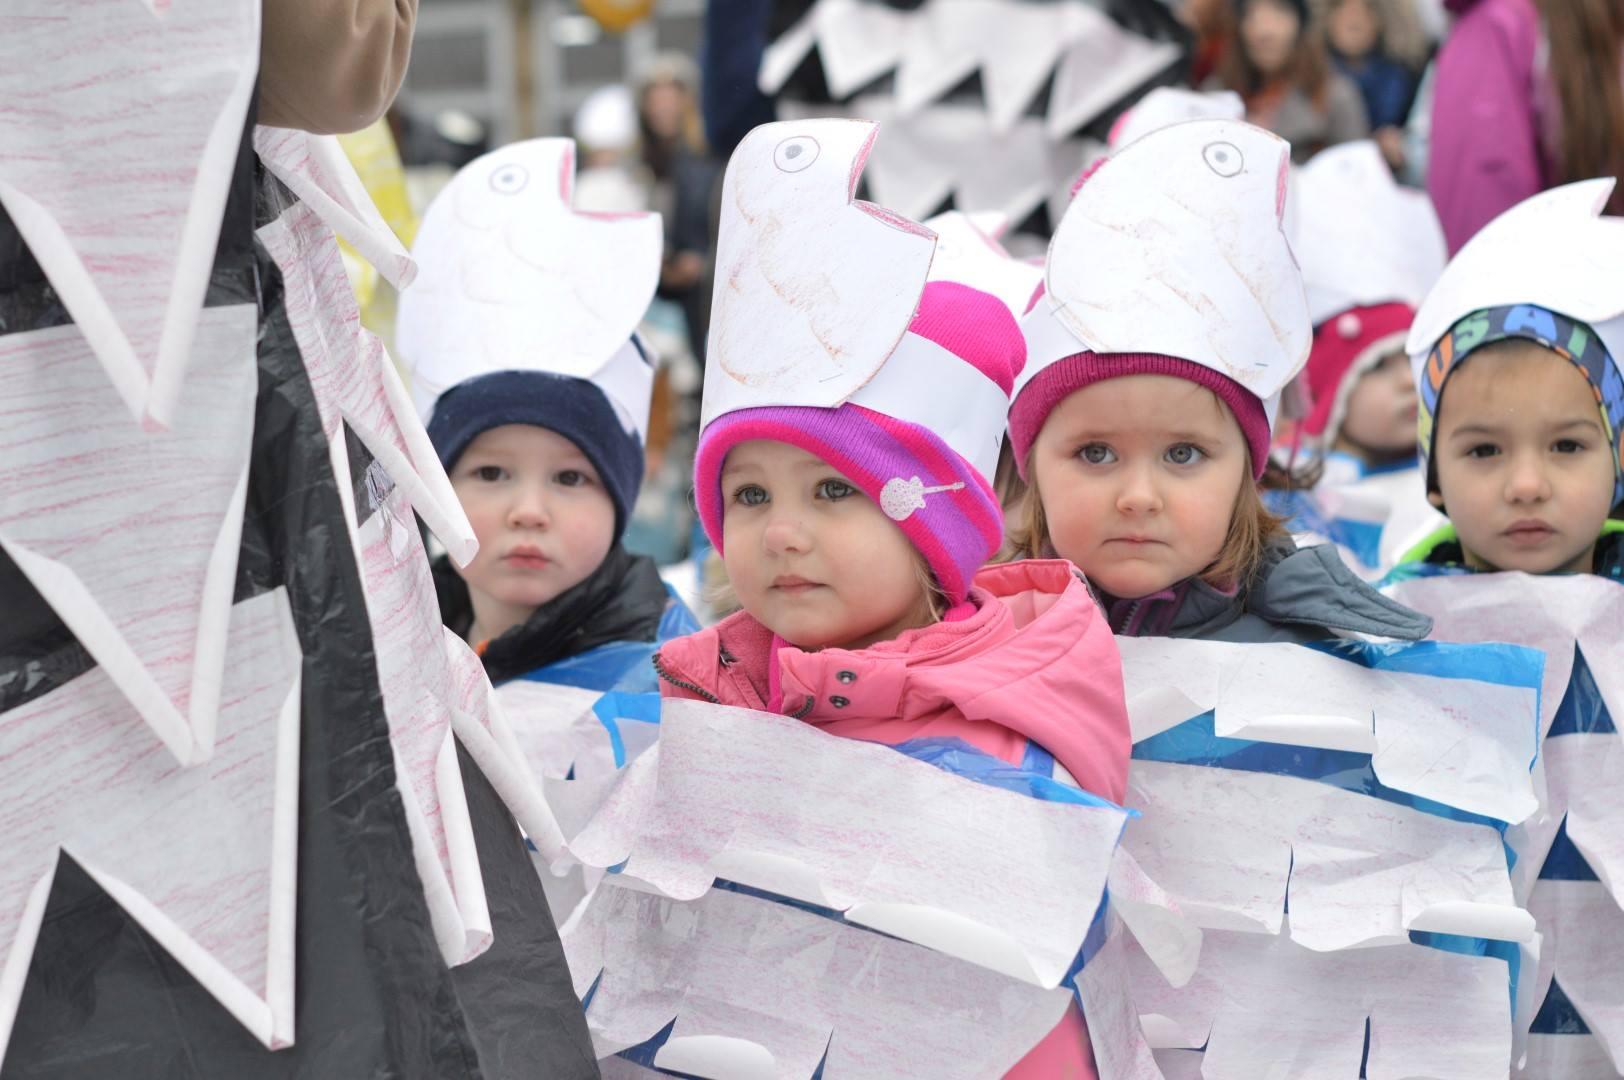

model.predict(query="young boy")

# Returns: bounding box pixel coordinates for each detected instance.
[397,137,696,689]
[1393,183,1624,581]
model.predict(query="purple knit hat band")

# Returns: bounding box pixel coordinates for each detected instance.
[695,405,1004,606]
[1008,352,1273,480]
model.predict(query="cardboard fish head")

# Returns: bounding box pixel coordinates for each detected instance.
[396,137,662,441]
[702,118,938,430]
[1405,179,1624,369]
[1108,87,1244,150]
[1293,140,1446,326]
[1021,119,1311,426]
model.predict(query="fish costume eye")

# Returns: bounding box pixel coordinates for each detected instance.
[489,164,529,194]
[1202,141,1243,178]
[773,136,820,173]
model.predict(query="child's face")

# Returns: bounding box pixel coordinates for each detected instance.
[1241,0,1303,76]
[1432,343,1615,575]
[1327,0,1380,59]
[1337,351,1419,459]
[1031,375,1249,600]
[449,424,616,627]
[720,439,935,651]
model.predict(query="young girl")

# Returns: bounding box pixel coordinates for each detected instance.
[654,117,1132,1079]
[1007,118,1431,644]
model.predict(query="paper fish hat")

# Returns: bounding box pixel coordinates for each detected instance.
[696,119,1027,605]
[1011,119,1312,473]
[1293,140,1446,440]
[395,137,661,445]
[1407,180,1624,505]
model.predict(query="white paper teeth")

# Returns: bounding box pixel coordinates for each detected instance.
[1117,637,1542,824]
[0,0,260,427]
[0,587,302,1065]
[0,306,259,768]
[759,0,1180,142]
[554,700,1126,990]
[257,199,495,967]
[566,881,1076,1080]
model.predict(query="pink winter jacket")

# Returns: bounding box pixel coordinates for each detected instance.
[653,558,1131,1080]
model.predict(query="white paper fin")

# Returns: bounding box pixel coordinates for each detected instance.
[0,0,260,425]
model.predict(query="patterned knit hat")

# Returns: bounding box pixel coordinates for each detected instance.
[696,281,1023,604]
[1417,303,1624,507]
[1302,302,1416,442]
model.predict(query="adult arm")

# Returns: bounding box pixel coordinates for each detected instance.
[259,0,418,135]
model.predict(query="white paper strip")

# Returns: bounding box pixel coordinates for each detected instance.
[1518,1033,1623,1079]
[891,0,987,117]
[1125,760,1531,950]
[1073,917,1173,1080]
[563,700,1128,989]
[813,0,909,99]
[1543,733,1624,899]
[567,880,1074,1080]
[1117,637,1541,823]
[0,1,259,426]
[923,210,1044,318]
[0,588,301,1067]
[1526,879,1624,1070]
[0,306,257,767]
[1122,922,1512,1079]
[254,127,417,290]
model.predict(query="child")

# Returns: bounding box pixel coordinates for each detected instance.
[397,138,695,688]
[654,117,1132,1079]
[1320,0,1422,171]
[1007,118,1431,643]
[1395,180,1624,580]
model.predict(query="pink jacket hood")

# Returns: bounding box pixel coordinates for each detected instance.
[654,558,1130,805]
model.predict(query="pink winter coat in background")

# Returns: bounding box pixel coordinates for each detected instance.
[1428,0,1555,253]
[654,558,1132,1080]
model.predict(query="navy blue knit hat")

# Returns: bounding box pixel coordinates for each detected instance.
[427,368,645,542]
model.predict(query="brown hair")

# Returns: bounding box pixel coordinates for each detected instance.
[1219,0,1334,107]
[1535,0,1624,214]
[1001,448,1290,592]
[1311,0,1429,69]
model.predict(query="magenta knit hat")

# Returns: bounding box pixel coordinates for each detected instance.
[1007,347,1273,482]
[695,281,1024,605]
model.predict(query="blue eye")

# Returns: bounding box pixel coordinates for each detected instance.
[733,484,769,507]
[1165,444,1206,466]
[1078,444,1115,465]
[816,478,856,500]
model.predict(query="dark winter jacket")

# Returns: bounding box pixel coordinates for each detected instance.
[1101,534,1434,643]
[1385,520,1624,584]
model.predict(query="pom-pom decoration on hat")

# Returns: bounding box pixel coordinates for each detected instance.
[1293,140,1446,328]
[396,137,662,441]
[701,118,938,432]
[1017,119,1312,430]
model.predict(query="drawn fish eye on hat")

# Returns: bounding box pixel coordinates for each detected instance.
[773,135,820,173]
[489,163,529,194]
[1202,141,1244,178]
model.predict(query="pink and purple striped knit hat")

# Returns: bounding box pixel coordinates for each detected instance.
[694,280,1024,605]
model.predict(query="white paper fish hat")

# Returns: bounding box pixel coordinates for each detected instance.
[396,137,662,443]
[1016,118,1313,430]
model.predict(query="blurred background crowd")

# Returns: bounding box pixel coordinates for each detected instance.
[350,0,1624,574]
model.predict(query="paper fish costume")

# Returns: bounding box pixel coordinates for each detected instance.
[1019,118,1312,432]
[396,136,662,445]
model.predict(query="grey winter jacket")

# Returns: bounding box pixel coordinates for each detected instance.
[1102,536,1434,644]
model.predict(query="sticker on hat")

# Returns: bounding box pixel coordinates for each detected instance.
[1018,119,1312,427]
[701,118,938,430]
[396,137,662,433]
[1406,179,1624,371]
[1292,140,1446,327]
